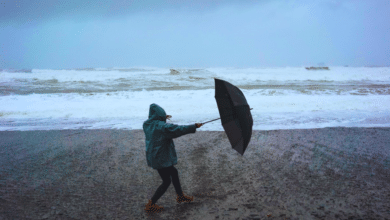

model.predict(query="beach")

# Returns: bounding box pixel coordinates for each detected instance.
[1,127,390,220]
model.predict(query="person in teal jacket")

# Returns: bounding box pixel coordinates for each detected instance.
[143,103,203,213]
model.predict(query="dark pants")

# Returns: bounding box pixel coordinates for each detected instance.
[151,165,183,204]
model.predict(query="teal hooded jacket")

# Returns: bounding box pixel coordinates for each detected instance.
[143,103,197,170]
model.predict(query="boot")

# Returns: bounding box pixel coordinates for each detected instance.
[176,193,194,204]
[144,199,164,213]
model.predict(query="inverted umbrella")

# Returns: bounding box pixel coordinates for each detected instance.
[202,78,253,156]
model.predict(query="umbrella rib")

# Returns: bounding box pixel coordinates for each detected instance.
[201,108,253,124]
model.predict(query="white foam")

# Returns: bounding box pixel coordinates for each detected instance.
[1,89,390,131]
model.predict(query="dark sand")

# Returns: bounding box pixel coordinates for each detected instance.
[0,128,389,220]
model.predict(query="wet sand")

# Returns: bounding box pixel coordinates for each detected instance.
[0,127,389,220]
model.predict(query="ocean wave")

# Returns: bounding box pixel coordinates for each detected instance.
[114,68,151,72]
[1,69,32,73]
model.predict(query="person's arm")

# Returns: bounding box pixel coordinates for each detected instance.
[162,123,197,139]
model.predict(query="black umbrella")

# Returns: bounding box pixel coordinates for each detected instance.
[202,78,253,156]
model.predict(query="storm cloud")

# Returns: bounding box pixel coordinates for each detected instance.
[1,0,389,69]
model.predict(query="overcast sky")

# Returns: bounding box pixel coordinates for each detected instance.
[1,0,389,69]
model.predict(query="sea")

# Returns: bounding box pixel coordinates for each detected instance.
[0,66,389,131]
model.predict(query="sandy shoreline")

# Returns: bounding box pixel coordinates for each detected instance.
[1,127,389,220]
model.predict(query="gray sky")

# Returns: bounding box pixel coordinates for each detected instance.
[1,0,389,69]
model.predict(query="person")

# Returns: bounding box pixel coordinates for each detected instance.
[143,103,203,213]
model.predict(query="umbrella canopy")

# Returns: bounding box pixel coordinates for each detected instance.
[202,78,253,156]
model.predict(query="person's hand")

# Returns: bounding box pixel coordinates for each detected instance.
[195,123,204,128]
[166,115,172,120]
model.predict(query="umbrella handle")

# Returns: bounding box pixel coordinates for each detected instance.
[201,108,253,125]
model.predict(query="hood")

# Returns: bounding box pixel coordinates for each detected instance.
[147,103,167,122]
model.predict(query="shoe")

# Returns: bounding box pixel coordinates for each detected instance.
[176,193,194,204]
[144,199,164,213]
